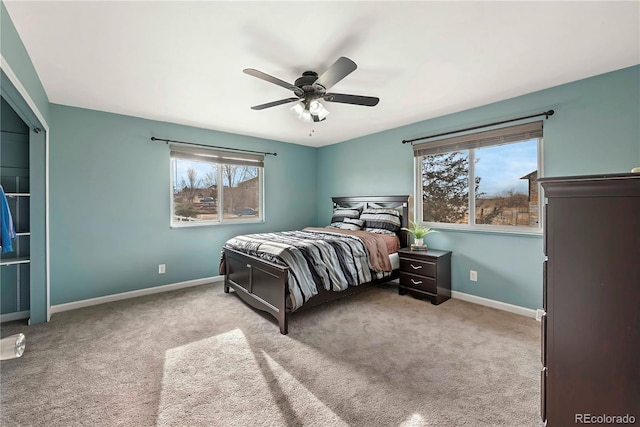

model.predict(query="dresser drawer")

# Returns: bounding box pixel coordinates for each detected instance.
[400,257,436,277]
[399,271,437,294]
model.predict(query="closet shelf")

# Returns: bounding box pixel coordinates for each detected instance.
[0,257,31,266]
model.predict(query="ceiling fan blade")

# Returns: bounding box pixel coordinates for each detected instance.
[314,57,357,90]
[324,93,379,107]
[243,68,304,96]
[250,98,300,110]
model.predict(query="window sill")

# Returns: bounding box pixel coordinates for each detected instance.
[171,218,265,228]
[424,223,543,238]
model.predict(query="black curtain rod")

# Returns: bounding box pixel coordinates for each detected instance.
[150,137,277,156]
[401,110,554,145]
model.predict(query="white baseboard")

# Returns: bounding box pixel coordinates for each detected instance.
[0,310,30,323]
[43,277,538,320]
[451,290,538,319]
[50,276,224,315]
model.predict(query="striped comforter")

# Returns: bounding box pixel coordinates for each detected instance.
[223,228,392,310]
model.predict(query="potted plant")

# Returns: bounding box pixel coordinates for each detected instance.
[401,221,436,248]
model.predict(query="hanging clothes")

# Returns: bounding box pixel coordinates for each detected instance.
[0,185,16,253]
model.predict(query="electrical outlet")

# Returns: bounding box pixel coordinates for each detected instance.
[158,264,166,274]
[470,270,478,282]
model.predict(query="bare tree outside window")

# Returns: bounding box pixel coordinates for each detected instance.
[222,164,260,218]
[181,168,201,203]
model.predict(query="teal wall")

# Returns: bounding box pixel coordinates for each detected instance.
[318,65,640,310]
[49,105,317,305]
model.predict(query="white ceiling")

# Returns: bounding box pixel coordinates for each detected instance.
[4,1,639,148]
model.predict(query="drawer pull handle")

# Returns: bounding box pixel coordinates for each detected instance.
[411,279,423,285]
[410,264,422,270]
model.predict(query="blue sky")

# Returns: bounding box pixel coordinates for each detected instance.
[475,139,537,197]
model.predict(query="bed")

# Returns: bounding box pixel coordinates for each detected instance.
[221,195,410,334]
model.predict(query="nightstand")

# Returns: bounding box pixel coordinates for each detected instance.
[397,248,452,304]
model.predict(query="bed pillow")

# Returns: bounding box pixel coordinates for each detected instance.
[360,207,401,235]
[329,207,362,227]
[338,218,365,231]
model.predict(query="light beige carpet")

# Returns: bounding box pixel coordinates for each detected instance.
[0,282,540,426]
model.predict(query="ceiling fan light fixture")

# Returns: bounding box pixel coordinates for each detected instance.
[309,100,321,113]
[291,102,304,116]
[291,101,329,123]
[309,101,330,122]
[310,100,329,120]
[290,102,311,122]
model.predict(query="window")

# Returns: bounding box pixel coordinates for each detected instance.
[170,145,263,226]
[414,121,542,232]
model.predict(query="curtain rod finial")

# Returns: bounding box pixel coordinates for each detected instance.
[545,110,555,119]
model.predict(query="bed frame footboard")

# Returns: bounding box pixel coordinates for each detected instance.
[223,248,290,334]
[224,247,400,335]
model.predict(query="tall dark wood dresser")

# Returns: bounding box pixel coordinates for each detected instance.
[539,173,640,426]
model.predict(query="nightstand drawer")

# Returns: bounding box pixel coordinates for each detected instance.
[399,272,437,294]
[400,257,436,277]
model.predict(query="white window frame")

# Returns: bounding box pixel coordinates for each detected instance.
[170,144,265,228]
[413,121,544,236]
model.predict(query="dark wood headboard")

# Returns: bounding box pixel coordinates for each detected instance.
[331,195,411,248]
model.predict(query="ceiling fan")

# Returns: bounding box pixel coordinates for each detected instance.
[243,57,379,122]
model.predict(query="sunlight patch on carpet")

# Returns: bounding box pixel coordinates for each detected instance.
[157,329,285,426]
[399,413,428,426]
[260,349,348,426]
